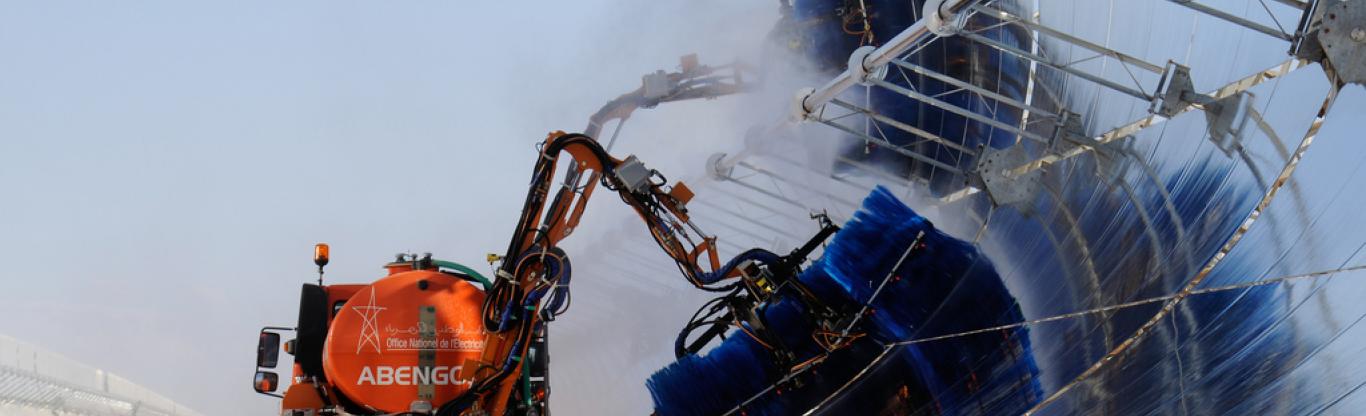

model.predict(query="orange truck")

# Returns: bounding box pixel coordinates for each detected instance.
[251,59,764,416]
[252,132,736,416]
[254,248,500,415]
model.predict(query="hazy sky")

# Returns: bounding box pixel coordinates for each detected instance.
[0,1,775,413]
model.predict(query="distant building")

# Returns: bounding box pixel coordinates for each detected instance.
[0,334,202,416]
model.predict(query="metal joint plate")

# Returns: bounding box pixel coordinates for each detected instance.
[1318,0,1366,85]
[973,144,1042,208]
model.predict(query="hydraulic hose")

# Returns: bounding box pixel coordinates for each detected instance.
[697,248,781,285]
[433,259,493,291]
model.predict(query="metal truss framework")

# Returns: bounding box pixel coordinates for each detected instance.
[0,336,200,416]
[674,0,1361,414]
[692,0,1334,250]
[559,1,1361,413]
[700,0,1333,232]
[0,367,194,416]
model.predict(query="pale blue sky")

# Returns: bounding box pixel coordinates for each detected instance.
[0,1,775,413]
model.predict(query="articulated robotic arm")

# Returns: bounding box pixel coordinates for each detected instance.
[439,129,844,416]
[435,56,769,416]
[439,132,737,415]
[252,55,843,416]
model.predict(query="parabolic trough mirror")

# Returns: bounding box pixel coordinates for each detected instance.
[549,0,1366,415]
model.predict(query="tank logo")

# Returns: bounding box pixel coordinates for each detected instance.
[356,365,471,386]
[352,288,387,354]
[379,322,486,352]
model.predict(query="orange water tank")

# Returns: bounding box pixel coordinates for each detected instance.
[322,268,487,413]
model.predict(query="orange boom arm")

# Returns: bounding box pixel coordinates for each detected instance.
[439,132,731,415]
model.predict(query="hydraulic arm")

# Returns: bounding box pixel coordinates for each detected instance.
[438,132,744,415]
[253,56,824,416]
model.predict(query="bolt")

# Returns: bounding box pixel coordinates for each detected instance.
[1352,28,1366,43]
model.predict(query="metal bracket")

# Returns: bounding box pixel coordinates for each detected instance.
[1153,62,1198,117]
[705,152,735,181]
[1203,91,1256,156]
[972,144,1042,208]
[1317,0,1366,85]
[924,0,970,36]
[848,46,889,86]
[792,87,818,121]
[1291,0,1331,62]
[1049,110,1087,155]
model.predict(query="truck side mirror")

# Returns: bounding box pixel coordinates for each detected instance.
[253,371,280,394]
[257,331,281,368]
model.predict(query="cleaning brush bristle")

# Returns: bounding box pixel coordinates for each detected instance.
[647,187,1039,415]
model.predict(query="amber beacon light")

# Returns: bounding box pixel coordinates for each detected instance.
[314,243,329,284]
